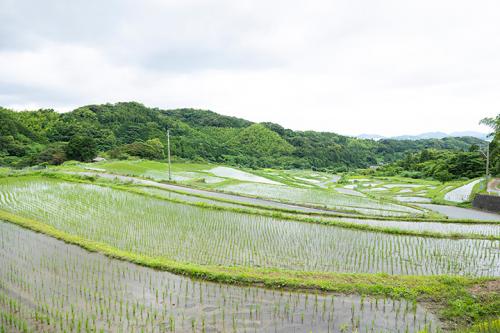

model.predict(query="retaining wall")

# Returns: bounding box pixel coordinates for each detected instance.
[472,194,500,213]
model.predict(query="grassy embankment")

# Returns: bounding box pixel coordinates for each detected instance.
[0,208,497,331]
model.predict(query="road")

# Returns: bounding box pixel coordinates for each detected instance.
[417,204,500,222]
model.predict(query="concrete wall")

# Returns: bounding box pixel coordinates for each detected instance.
[472,194,500,213]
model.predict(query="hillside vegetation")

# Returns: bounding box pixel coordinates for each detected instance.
[0,102,487,173]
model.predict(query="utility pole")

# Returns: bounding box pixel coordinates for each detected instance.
[479,143,490,192]
[167,130,172,181]
[486,144,489,180]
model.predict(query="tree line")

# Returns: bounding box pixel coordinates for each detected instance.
[0,102,493,180]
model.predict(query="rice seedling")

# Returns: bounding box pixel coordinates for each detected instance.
[134,184,499,239]
[0,176,498,277]
[221,182,424,217]
[331,217,500,238]
[0,221,442,333]
[66,160,425,217]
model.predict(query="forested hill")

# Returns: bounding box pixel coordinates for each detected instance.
[0,102,486,170]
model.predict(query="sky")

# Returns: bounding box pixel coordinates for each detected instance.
[1,0,499,137]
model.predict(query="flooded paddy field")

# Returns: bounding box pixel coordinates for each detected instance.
[144,185,500,238]
[332,217,500,238]
[134,184,500,239]
[221,183,423,217]
[0,222,441,333]
[0,177,498,276]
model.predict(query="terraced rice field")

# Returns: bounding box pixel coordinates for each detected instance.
[208,166,282,185]
[0,222,442,333]
[444,179,483,203]
[78,161,434,217]
[334,217,500,238]
[221,183,424,217]
[1,176,498,276]
[135,184,500,239]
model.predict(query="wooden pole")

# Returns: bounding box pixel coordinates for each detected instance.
[486,144,489,179]
[167,130,172,181]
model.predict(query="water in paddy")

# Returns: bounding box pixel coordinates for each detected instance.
[208,166,282,185]
[444,179,482,203]
[222,182,422,216]
[138,185,500,238]
[0,221,441,333]
[1,178,499,277]
[333,217,500,238]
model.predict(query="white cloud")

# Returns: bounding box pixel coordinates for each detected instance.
[1,0,499,136]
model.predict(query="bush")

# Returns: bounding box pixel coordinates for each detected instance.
[114,138,165,160]
[66,135,97,162]
[36,143,67,165]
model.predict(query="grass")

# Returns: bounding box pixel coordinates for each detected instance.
[1,166,498,331]
[54,160,500,222]
[1,176,499,276]
[3,172,498,241]
[0,211,497,331]
[57,160,432,217]
[453,319,500,333]
[0,221,443,333]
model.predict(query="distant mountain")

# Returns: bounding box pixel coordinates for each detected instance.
[392,132,449,140]
[357,134,385,140]
[449,131,489,140]
[358,131,488,141]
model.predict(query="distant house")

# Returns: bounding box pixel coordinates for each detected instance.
[92,157,106,163]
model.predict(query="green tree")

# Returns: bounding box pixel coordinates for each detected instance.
[36,143,67,165]
[65,135,97,162]
[232,124,294,159]
[145,138,165,159]
[480,114,500,176]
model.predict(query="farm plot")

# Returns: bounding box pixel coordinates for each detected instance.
[133,185,249,209]
[207,166,281,185]
[334,217,500,238]
[394,196,432,203]
[445,179,483,203]
[0,177,499,276]
[0,222,441,333]
[81,160,282,186]
[81,160,215,183]
[253,169,339,188]
[120,185,500,239]
[72,161,426,217]
[221,183,424,217]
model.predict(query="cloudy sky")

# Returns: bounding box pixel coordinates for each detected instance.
[1,0,499,136]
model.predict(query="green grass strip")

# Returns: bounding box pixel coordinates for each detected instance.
[41,173,500,241]
[65,170,500,224]
[4,170,497,224]
[0,209,497,330]
[133,182,500,225]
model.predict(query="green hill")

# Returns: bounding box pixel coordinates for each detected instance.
[0,102,487,173]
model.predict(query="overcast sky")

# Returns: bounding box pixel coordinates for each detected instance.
[1,0,499,136]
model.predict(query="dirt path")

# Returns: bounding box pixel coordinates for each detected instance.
[487,177,500,194]
[417,204,500,222]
